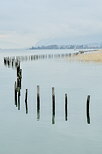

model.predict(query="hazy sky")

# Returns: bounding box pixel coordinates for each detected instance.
[0,0,102,48]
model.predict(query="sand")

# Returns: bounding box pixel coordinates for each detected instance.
[71,49,102,62]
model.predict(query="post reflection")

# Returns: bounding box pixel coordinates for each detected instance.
[37,108,40,121]
[52,114,55,124]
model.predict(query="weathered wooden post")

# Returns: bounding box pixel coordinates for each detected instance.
[7,58,10,67]
[65,93,68,121]
[19,78,21,89]
[12,59,14,67]
[18,90,20,110]
[17,77,20,88]
[17,62,20,77]
[25,89,28,114]
[4,58,7,65]
[37,85,40,120]
[86,95,90,124]
[19,69,22,79]
[52,87,55,124]
[14,81,17,107]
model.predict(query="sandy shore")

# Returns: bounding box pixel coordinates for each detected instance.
[71,49,102,62]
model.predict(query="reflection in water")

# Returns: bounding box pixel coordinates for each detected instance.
[37,108,40,121]
[87,116,90,124]
[52,115,55,124]
[86,95,90,124]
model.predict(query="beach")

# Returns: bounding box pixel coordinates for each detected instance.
[71,49,102,62]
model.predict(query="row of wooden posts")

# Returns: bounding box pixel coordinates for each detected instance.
[4,56,90,124]
[4,49,94,68]
[13,62,90,124]
[4,51,81,68]
[15,85,90,124]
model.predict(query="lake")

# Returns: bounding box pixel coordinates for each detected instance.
[0,49,102,154]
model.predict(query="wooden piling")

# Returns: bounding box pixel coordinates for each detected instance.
[37,86,40,109]
[19,69,22,79]
[86,95,90,124]
[17,78,20,88]
[65,93,68,121]
[4,58,7,65]
[52,87,55,124]
[12,59,14,67]
[14,81,17,106]
[37,85,40,120]
[7,58,10,66]
[19,78,21,89]
[18,90,20,110]
[25,89,28,114]
[17,63,20,77]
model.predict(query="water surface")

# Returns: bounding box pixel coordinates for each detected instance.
[0,49,102,154]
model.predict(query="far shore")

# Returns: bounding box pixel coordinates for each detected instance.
[70,49,102,62]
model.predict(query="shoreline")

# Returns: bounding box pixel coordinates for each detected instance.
[70,49,102,62]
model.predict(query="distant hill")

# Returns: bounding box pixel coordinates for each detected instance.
[30,44,102,50]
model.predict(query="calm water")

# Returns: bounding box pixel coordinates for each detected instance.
[0,49,102,154]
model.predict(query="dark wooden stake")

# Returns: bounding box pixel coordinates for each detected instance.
[52,114,55,124]
[17,65,20,77]
[18,90,20,110]
[65,93,68,121]
[14,81,17,107]
[52,87,55,124]
[37,85,40,120]
[17,77,20,88]
[86,95,90,124]
[25,89,28,114]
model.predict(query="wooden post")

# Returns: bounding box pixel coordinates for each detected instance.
[86,95,90,124]
[52,87,55,124]
[18,90,20,110]
[25,89,28,114]
[14,81,17,107]
[65,93,68,121]
[19,69,22,79]
[37,85,40,120]
[17,63,20,77]
[52,114,55,124]
[19,78,21,89]
[7,58,10,66]
[12,59,14,67]
[17,78,19,88]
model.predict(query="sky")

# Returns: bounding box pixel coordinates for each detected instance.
[0,0,102,48]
